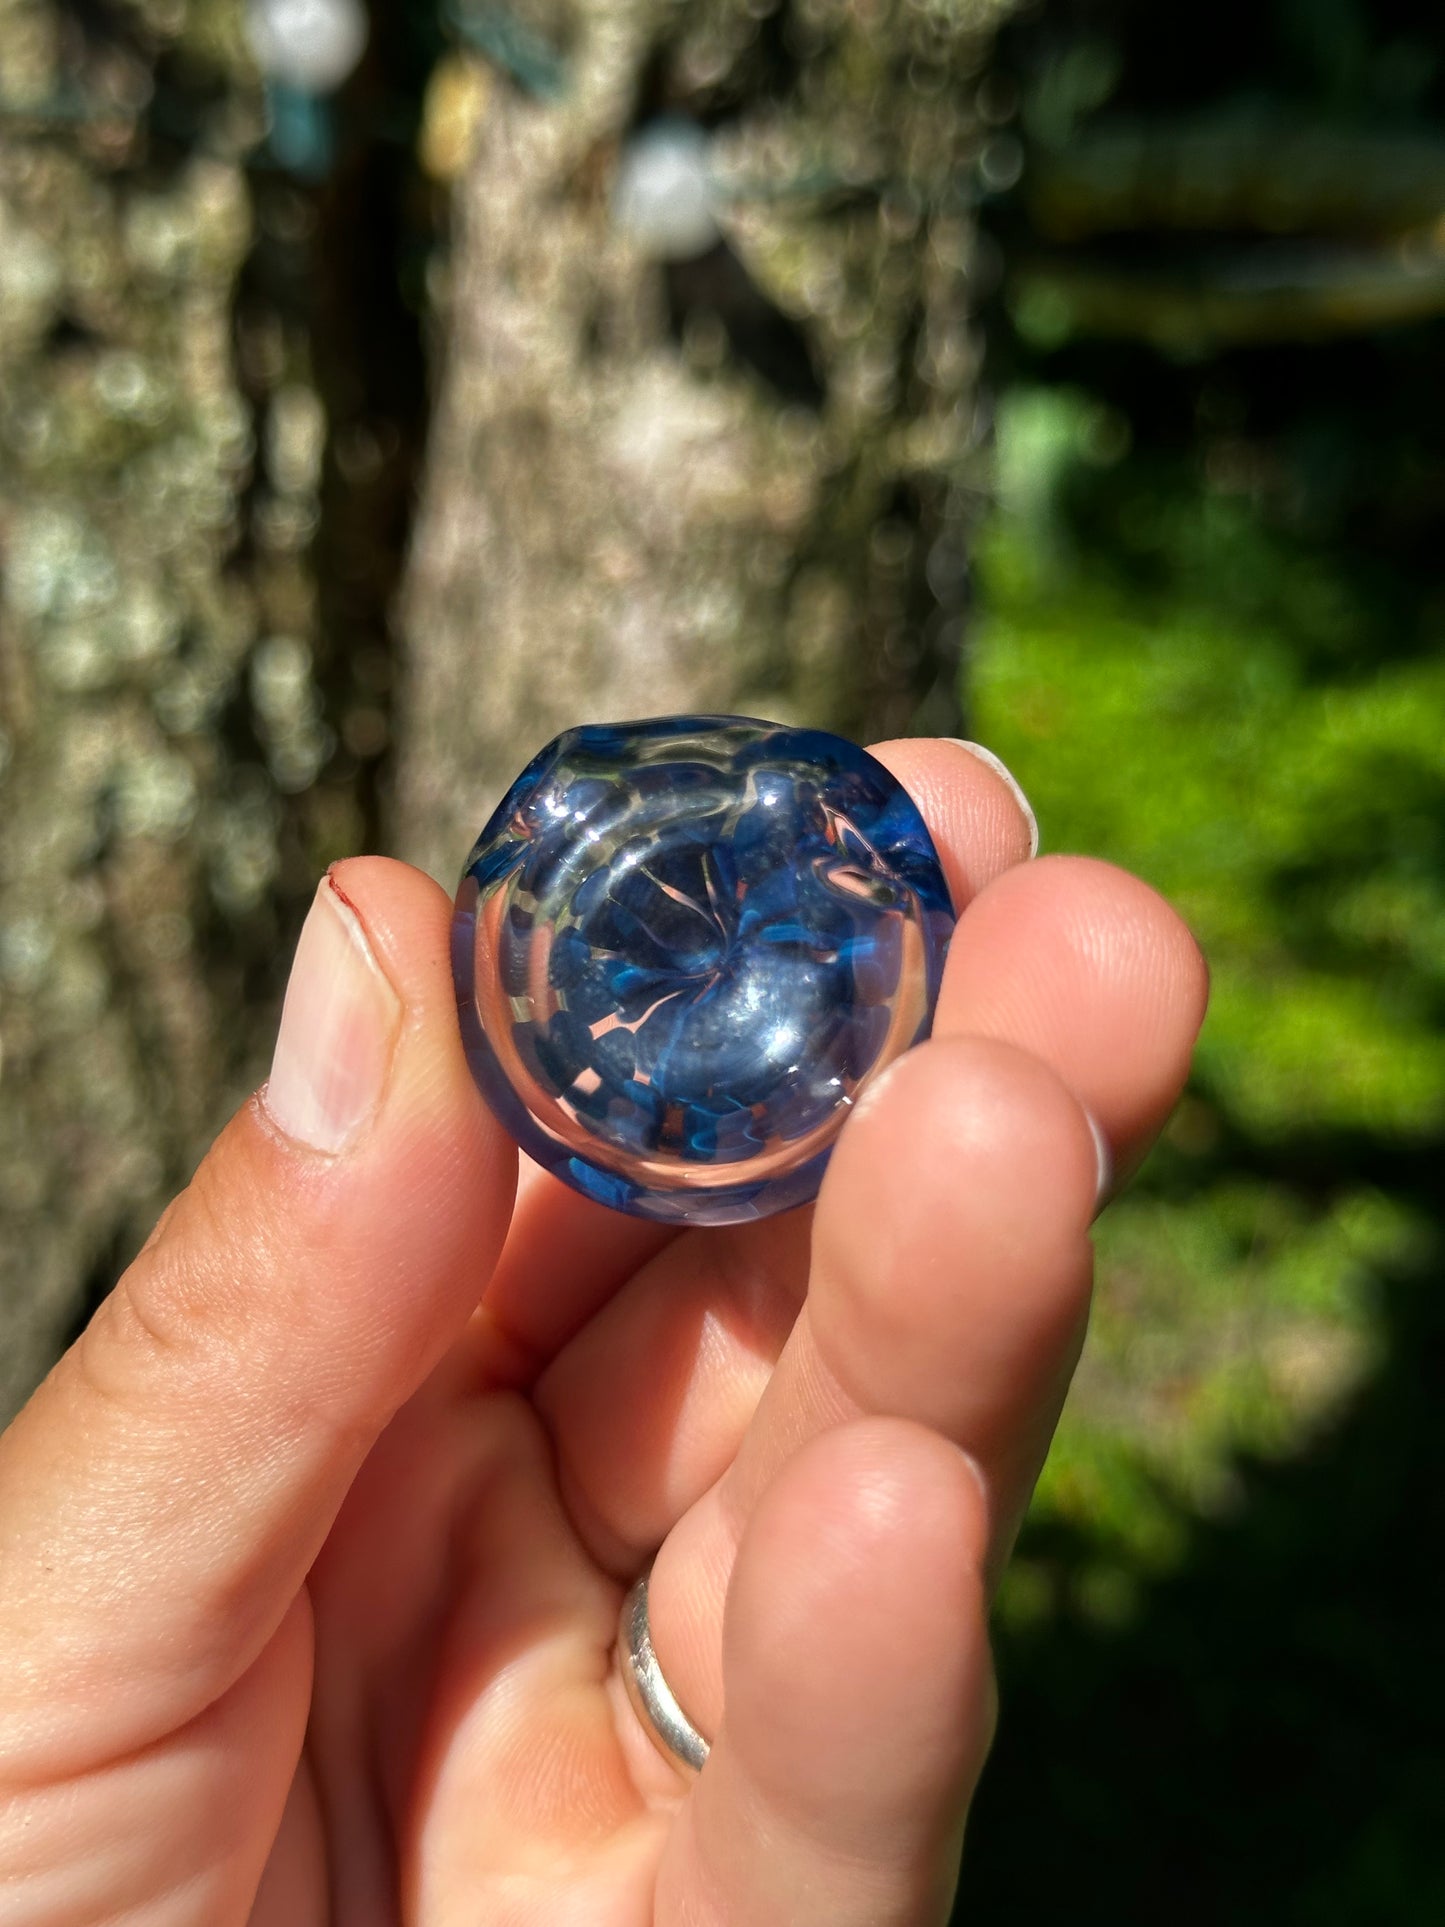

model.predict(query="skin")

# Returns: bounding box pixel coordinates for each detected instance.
[0,740,1208,1925]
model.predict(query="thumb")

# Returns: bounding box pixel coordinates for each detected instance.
[0,858,515,1783]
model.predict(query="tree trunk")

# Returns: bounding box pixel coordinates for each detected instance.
[0,2,255,1416]
[0,0,1012,1418]
[0,0,399,1418]
[396,0,1011,883]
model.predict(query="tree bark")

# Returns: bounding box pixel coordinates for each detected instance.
[0,0,1012,1418]
[0,0,373,1418]
[396,0,1011,883]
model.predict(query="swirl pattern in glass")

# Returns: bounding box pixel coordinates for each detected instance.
[452,716,956,1224]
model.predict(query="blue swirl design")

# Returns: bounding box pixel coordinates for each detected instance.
[452,716,956,1224]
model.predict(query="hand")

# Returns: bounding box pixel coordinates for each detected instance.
[0,740,1206,1926]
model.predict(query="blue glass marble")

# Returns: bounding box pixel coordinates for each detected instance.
[452,716,956,1225]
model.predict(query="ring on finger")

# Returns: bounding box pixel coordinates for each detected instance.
[617,1561,710,1777]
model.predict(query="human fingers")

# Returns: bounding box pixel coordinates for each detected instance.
[934,854,1209,1184]
[649,1034,1098,1735]
[480,734,1037,1376]
[869,735,1038,909]
[0,858,516,1785]
[471,1156,677,1384]
[535,859,1204,1579]
[524,733,1036,1530]
[655,1418,993,1927]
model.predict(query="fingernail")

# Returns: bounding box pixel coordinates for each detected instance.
[1085,1108,1114,1215]
[264,877,402,1154]
[943,741,1039,858]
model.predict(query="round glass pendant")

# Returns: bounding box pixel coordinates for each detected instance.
[452,715,955,1224]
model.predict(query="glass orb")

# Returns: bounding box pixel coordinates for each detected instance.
[452,716,955,1225]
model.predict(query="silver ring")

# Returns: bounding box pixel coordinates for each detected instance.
[618,1562,710,1776]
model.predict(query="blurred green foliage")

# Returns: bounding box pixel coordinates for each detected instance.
[951,0,1445,1911]
[949,2,1445,1915]
[952,379,1445,1926]
[974,389,1439,1580]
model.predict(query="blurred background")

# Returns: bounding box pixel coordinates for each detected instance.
[1,0,1441,1916]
